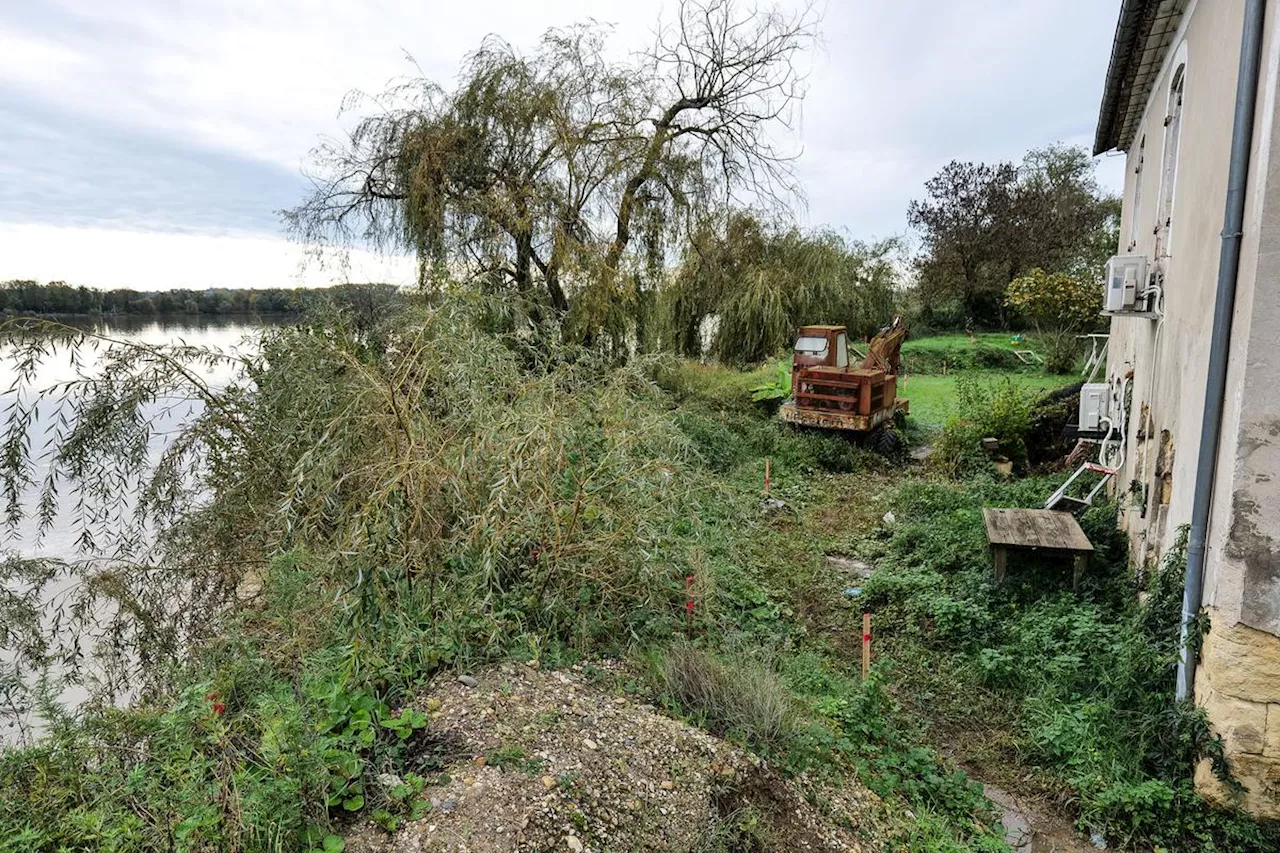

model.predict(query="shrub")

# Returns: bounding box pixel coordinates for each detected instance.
[1005,268,1099,332]
[0,302,772,846]
[658,643,798,753]
[1038,329,1082,374]
[0,553,436,850]
[648,356,759,412]
[899,337,1024,375]
[867,481,1280,852]
[1005,269,1099,374]
[932,377,1039,476]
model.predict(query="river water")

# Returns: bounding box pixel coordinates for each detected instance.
[0,314,272,743]
[1,314,270,559]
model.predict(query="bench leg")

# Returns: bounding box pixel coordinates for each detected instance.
[1073,554,1088,592]
[993,547,1007,584]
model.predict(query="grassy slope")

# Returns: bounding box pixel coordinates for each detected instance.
[901,332,1023,354]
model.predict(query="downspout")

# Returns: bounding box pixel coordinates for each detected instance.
[1177,0,1268,700]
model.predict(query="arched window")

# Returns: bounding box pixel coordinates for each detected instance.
[1155,64,1185,258]
[1129,135,1145,251]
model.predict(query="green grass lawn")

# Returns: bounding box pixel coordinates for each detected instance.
[656,336,1079,432]
[901,370,1079,428]
[901,331,1024,355]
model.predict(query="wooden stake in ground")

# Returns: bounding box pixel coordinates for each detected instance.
[764,458,771,497]
[862,613,871,680]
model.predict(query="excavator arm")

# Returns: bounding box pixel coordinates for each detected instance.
[859,316,907,375]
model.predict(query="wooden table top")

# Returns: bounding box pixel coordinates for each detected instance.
[982,507,1094,553]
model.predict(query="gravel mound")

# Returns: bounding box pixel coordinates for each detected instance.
[345,662,888,852]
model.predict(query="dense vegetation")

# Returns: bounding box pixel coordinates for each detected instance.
[0,298,996,851]
[0,294,1274,851]
[907,145,1119,331]
[663,211,901,364]
[1,3,1269,850]
[862,477,1278,851]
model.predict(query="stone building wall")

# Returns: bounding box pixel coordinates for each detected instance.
[1106,0,1280,814]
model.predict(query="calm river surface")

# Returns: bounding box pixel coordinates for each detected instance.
[1,314,274,559]
[0,315,274,742]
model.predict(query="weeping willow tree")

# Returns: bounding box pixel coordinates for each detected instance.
[285,0,816,352]
[665,209,903,364]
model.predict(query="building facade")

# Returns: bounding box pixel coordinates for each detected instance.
[1095,0,1280,816]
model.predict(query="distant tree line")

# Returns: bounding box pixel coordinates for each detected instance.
[0,280,340,316]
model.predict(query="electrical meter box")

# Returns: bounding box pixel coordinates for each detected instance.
[1079,383,1109,433]
[1105,255,1147,311]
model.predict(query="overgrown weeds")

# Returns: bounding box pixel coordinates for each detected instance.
[0,299,748,848]
[862,476,1280,851]
[932,376,1040,475]
[657,643,798,753]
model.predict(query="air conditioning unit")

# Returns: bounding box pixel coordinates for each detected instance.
[1079,382,1110,433]
[1105,254,1148,311]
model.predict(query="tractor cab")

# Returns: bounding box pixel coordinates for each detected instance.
[790,325,850,398]
[792,325,850,370]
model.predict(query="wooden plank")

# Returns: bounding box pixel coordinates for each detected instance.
[799,370,863,383]
[858,373,873,415]
[802,367,885,381]
[796,391,863,404]
[982,508,1093,553]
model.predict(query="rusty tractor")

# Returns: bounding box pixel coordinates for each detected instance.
[777,318,909,434]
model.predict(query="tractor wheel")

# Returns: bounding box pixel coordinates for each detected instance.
[869,424,905,461]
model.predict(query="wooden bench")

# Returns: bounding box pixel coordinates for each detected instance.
[982,508,1094,591]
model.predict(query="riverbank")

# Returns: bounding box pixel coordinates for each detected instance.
[0,305,1275,851]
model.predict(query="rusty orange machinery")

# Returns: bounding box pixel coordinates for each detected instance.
[777,321,909,432]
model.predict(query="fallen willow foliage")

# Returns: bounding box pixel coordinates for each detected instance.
[0,300,717,726]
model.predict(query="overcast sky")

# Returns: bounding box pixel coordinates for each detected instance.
[0,0,1127,290]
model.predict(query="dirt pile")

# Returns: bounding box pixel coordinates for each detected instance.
[346,662,889,853]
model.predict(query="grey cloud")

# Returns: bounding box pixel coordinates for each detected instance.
[2,0,1129,260]
[0,90,304,234]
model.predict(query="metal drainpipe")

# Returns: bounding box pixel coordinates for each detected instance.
[1177,0,1268,700]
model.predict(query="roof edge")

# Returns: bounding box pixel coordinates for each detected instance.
[1094,0,1162,155]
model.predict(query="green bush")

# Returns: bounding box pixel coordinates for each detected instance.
[658,643,799,753]
[0,552,437,851]
[1038,330,1082,374]
[672,406,876,478]
[899,334,1026,375]
[0,304,784,848]
[647,355,763,412]
[932,377,1040,476]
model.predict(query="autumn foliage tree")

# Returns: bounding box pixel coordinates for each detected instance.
[286,0,816,351]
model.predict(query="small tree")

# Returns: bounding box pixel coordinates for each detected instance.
[1005,268,1100,373]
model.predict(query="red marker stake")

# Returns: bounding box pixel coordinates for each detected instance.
[861,613,871,681]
